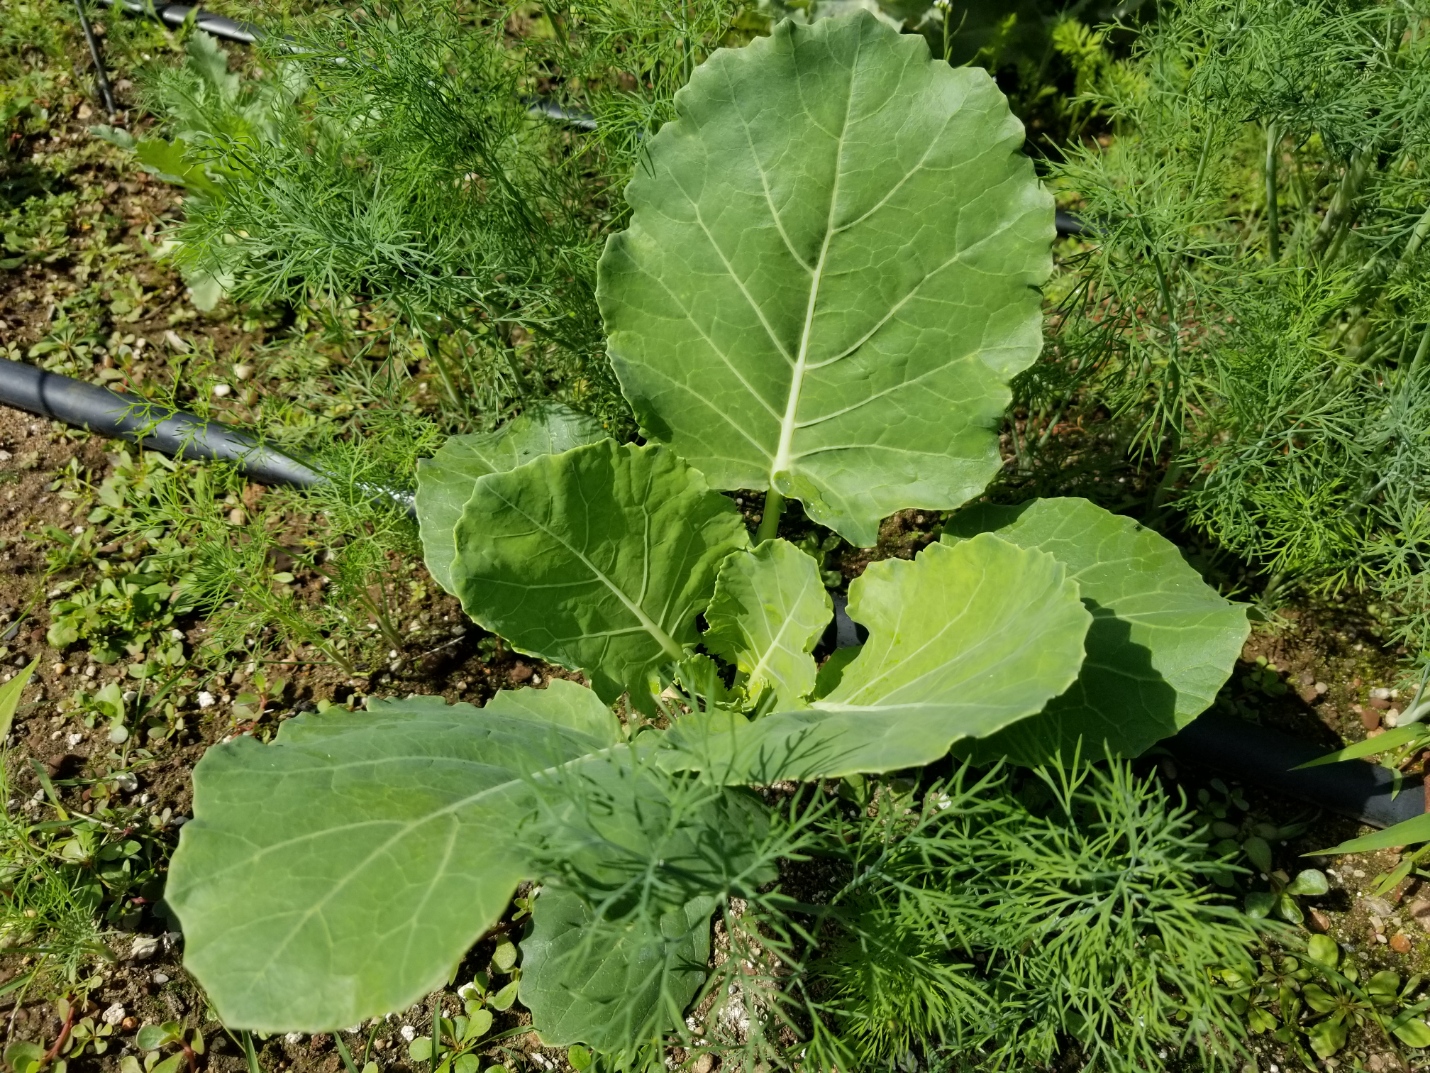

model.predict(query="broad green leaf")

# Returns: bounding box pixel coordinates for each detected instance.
[1285,869,1329,897]
[1306,933,1340,969]
[521,890,715,1053]
[1243,835,1272,873]
[450,441,749,705]
[1393,1016,1430,1048]
[1306,1017,1347,1058]
[0,659,38,740]
[1294,723,1429,769]
[703,540,833,708]
[1313,811,1430,856]
[415,406,607,595]
[597,13,1052,546]
[167,686,622,1031]
[484,679,622,745]
[519,779,771,1053]
[945,498,1249,764]
[665,535,1090,780]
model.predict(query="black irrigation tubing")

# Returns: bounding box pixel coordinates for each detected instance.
[31,0,1409,832]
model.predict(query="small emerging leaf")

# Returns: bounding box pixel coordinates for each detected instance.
[1285,869,1329,897]
[1243,836,1272,874]
[1306,933,1340,969]
[666,535,1090,780]
[1394,1017,1430,1048]
[491,940,518,974]
[1306,1016,1347,1058]
[703,540,832,708]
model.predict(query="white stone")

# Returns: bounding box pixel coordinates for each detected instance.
[101,1004,125,1026]
[128,935,161,960]
[197,691,216,709]
[400,1026,416,1043]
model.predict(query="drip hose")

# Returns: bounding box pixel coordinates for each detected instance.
[1,357,323,488]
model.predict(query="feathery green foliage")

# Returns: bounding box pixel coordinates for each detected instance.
[1034,0,1430,653]
[128,1,746,429]
[806,762,1258,1072]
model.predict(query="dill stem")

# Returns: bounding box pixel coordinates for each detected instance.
[1311,147,1371,261]
[1264,122,1280,262]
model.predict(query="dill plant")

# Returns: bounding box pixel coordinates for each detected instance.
[132,0,744,429]
[803,762,1257,1072]
[1028,0,1430,649]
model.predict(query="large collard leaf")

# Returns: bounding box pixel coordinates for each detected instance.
[703,540,833,708]
[166,682,621,1031]
[451,441,749,705]
[666,535,1090,781]
[521,890,716,1053]
[415,406,607,594]
[597,13,1053,546]
[520,785,772,1052]
[942,498,1250,765]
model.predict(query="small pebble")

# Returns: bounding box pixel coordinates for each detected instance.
[284,1033,303,1044]
[234,364,254,381]
[1371,686,1394,700]
[198,691,216,709]
[101,1004,125,1026]
[212,383,232,398]
[128,935,161,961]
[66,733,82,746]
[1362,708,1382,731]
[152,972,170,985]
[399,1026,416,1043]
[1392,932,1413,954]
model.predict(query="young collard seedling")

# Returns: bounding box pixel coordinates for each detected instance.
[163,13,1250,1065]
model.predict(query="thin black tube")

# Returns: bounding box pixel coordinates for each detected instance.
[74,0,118,114]
[97,0,261,43]
[1167,711,1426,830]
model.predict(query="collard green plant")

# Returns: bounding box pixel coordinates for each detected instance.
[598,13,1053,545]
[168,13,1247,1066]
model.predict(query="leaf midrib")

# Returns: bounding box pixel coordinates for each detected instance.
[769,33,861,487]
